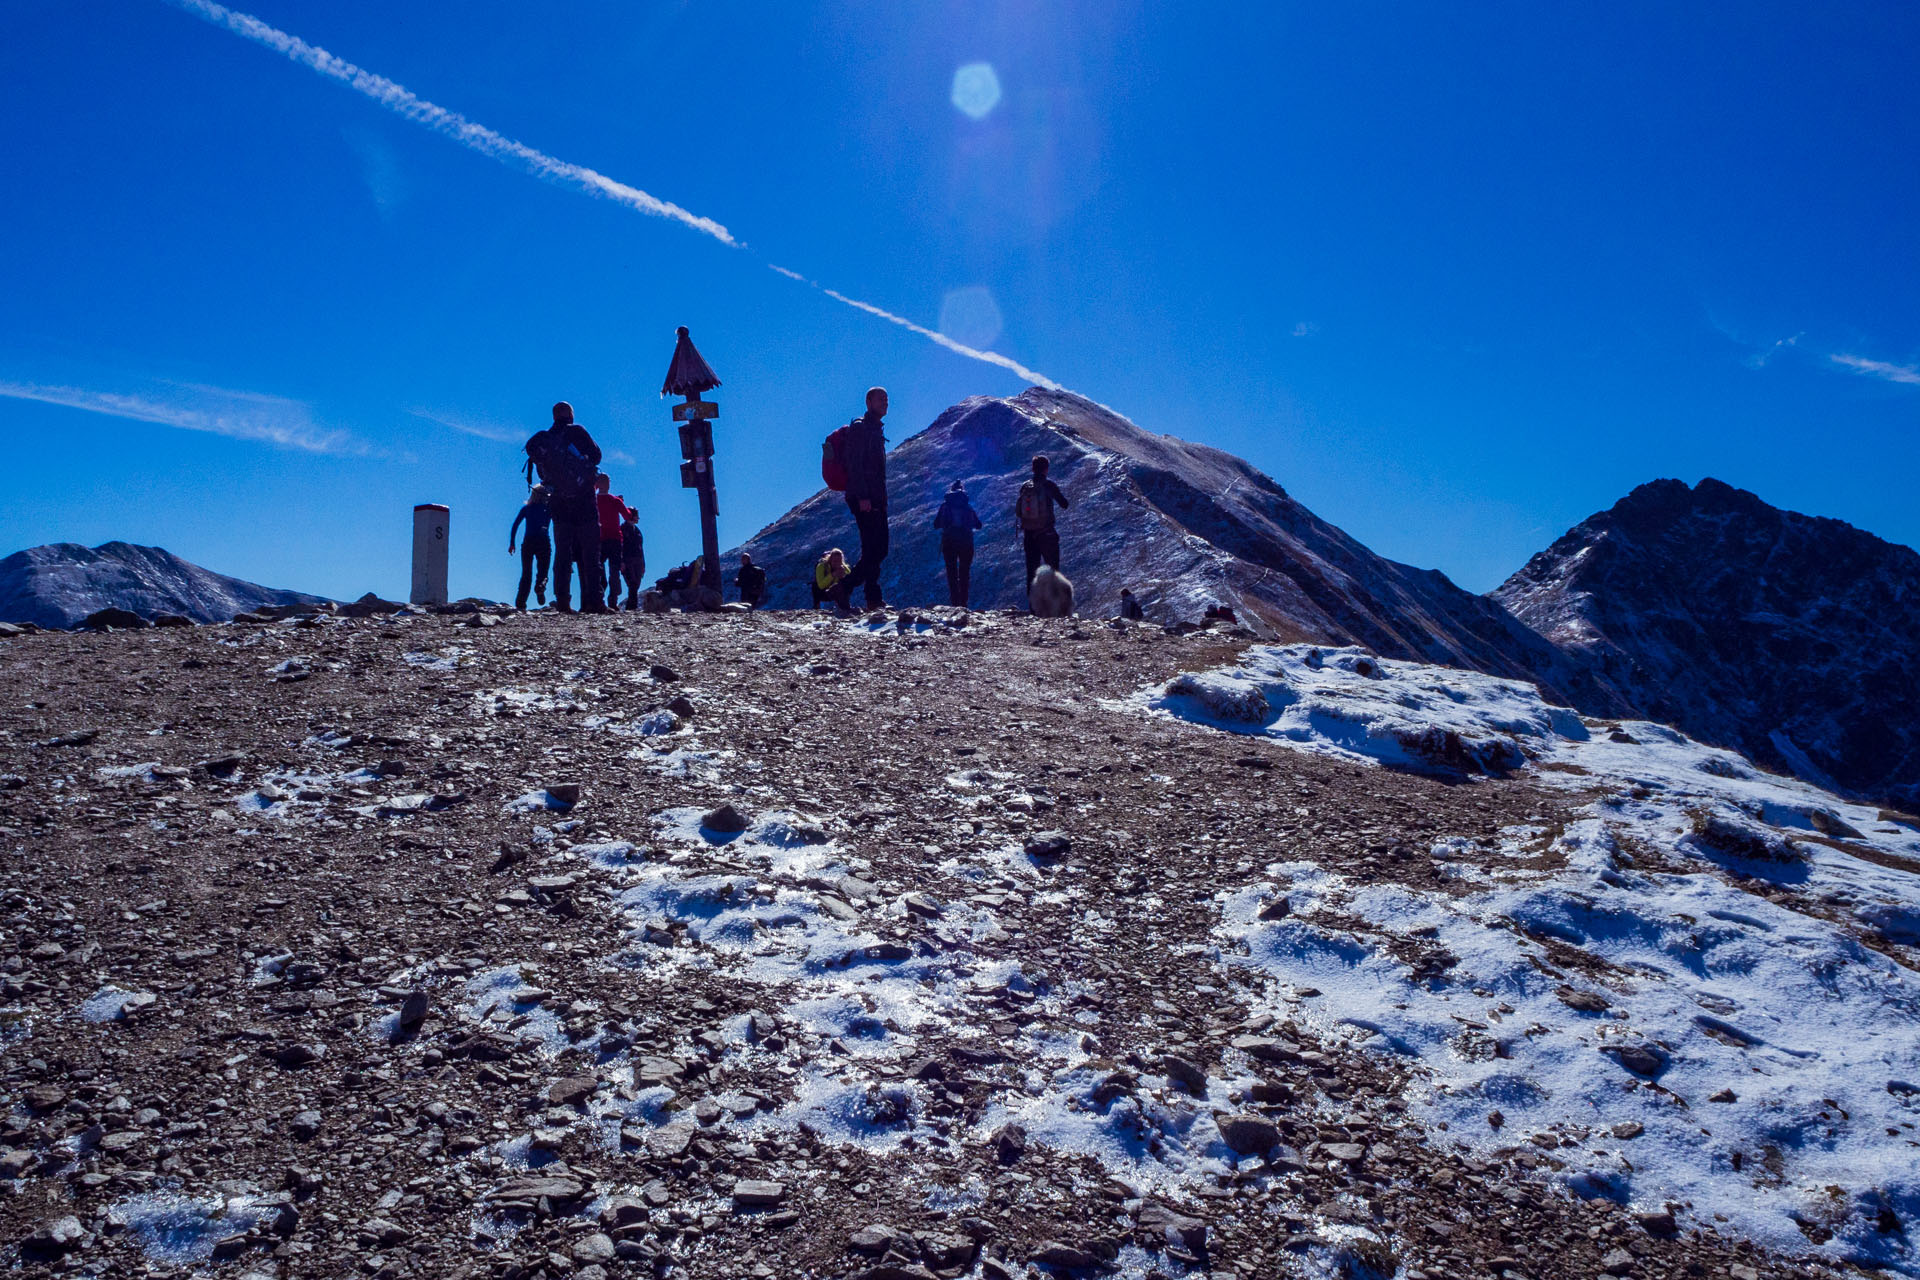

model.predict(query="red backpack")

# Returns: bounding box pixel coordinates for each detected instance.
[821,424,853,492]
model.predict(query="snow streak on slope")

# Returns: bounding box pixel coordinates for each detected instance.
[1130,645,1920,1273]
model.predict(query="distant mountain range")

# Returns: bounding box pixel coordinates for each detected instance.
[7,395,1914,807]
[1495,477,1920,809]
[0,541,327,629]
[734,389,1917,807]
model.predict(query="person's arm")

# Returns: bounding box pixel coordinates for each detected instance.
[509,506,527,550]
[966,505,983,531]
[575,425,603,468]
[1049,479,1069,510]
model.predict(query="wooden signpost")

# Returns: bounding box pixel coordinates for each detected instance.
[660,326,723,604]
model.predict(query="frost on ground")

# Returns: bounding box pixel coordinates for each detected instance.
[1136,644,1920,1272]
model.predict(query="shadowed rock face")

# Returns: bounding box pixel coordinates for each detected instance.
[0,541,327,629]
[731,388,1627,713]
[1495,478,1920,807]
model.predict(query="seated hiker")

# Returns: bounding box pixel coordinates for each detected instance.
[932,480,983,607]
[619,512,645,611]
[1119,588,1145,621]
[656,561,695,594]
[736,552,767,609]
[812,548,851,610]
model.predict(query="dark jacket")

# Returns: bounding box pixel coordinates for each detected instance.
[525,422,602,516]
[510,501,551,544]
[736,562,767,603]
[841,413,888,510]
[621,522,644,564]
[933,490,983,548]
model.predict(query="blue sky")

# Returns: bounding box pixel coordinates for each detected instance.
[2,1,1916,601]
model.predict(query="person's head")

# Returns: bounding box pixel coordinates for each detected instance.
[530,484,550,503]
[623,510,637,526]
[865,386,889,417]
[1120,588,1134,598]
[826,547,845,568]
[552,401,574,425]
[740,552,753,566]
[1032,454,1050,477]
[949,480,965,494]
[594,474,610,492]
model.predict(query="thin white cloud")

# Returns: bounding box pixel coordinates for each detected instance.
[408,407,522,444]
[1744,331,1801,369]
[167,0,736,245]
[1830,353,1920,386]
[0,380,363,453]
[165,1,1072,395]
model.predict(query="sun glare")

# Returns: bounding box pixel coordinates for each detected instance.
[950,62,1002,120]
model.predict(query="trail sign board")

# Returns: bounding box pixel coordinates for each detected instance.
[672,400,719,422]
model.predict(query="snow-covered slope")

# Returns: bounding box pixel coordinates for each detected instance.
[1130,645,1920,1272]
[732,389,1628,713]
[1494,478,1920,808]
[0,541,327,628]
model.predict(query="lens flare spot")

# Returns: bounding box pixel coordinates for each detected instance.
[950,63,1002,120]
[938,287,1004,350]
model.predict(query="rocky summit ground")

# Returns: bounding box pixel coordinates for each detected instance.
[0,608,1882,1280]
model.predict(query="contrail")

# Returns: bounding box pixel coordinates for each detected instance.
[166,0,735,245]
[820,287,1060,390]
[0,380,363,454]
[161,0,1069,392]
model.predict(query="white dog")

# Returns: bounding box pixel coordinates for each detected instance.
[1028,564,1075,618]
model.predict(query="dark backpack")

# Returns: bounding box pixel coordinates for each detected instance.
[1017,481,1054,531]
[821,424,854,492]
[525,427,596,499]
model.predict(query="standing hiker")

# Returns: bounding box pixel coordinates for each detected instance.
[835,387,891,610]
[507,484,552,610]
[1014,453,1070,588]
[594,475,636,610]
[524,402,607,613]
[735,552,767,609]
[620,511,646,611]
[931,480,983,607]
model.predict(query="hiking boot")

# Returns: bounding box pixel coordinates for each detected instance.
[582,603,612,615]
[554,600,574,614]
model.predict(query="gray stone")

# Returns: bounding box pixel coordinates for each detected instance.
[1161,1053,1208,1096]
[1216,1112,1279,1155]
[1136,1200,1207,1253]
[701,803,751,833]
[573,1233,616,1262]
[731,1179,785,1208]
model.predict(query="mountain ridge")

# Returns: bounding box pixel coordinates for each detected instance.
[0,540,328,629]
[730,388,1629,713]
[1495,476,1920,806]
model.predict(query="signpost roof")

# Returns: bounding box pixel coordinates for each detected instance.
[661,325,721,397]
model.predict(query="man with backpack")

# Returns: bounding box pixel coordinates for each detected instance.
[1015,453,1070,589]
[523,401,608,614]
[823,387,891,611]
[932,480,983,607]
